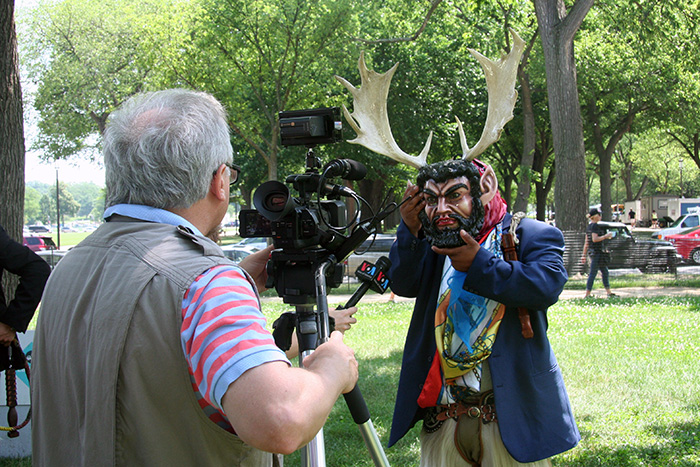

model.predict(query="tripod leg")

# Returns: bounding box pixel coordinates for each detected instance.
[298,348,327,467]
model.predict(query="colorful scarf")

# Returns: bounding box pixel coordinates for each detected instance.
[418,224,505,407]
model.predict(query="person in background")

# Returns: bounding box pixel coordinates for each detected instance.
[628,208,636,229]
[581,208,617,298]
[651,210,659,228]
[0,224,51,346]
[31,89,358,466]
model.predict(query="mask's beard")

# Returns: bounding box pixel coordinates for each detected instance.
[419,200,484,248]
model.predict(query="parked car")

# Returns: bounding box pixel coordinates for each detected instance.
[651,211,700,240]
[220,244,256,262]
[665,225,700,264]
[236,237,269,251]
[23,235,57,252]
[588,221,680,273]
[26,224,51,234]
[36,249,69,269]
[345,234,396,277]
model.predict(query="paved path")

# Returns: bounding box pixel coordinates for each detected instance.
[559,286,700,300]
[262,286,700,305]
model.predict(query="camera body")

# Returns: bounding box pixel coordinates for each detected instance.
[239,178,348,252]
[240,107,363,304]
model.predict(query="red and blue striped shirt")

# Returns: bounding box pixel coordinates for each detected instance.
[181,265,289,431]
[104,205,289,431]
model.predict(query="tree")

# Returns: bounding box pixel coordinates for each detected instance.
[1,0,25,246]
[532,0,594,232]
[166,0,357,183]
[24,186,42,224]
[20,0,182,162]
[577,0,699,220]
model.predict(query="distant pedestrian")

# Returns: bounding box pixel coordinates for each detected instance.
[628,209,636,229]
[581,208,617,298]
[651,210,659,228]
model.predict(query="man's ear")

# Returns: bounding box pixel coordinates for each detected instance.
[211,164,228,202]
[479,165,498,206]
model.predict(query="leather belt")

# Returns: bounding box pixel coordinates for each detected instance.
[434,391,497,424]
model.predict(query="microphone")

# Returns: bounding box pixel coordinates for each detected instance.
[323,159,367,181]
[320,182,356,198]
[339,256,392,310]
[339,256,391,428]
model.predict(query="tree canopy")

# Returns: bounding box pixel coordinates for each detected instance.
[14,0,700,227]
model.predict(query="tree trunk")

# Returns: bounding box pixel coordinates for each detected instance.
[513,35,538,214]
[533,0,593,232]
[514,69,536,213]
[358,178,387,232]
[1,0,26,298]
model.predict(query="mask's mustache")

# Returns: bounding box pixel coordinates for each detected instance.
[433,214,460,227]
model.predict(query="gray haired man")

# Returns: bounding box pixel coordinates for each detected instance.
[32,89,358,466]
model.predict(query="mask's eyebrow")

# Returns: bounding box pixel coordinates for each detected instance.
[422,187,438,197]
[423,182,469,199]
[443,183,469,197]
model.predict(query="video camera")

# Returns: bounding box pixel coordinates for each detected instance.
[240,108,395,465]
[240,107,395,305]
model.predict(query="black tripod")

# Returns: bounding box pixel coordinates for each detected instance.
[272,255,392,467]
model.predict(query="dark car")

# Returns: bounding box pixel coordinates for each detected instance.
[591,221,680,273]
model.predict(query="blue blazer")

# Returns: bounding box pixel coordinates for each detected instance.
[387,214,580,463]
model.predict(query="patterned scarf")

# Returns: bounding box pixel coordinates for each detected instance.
[418,224,506,407]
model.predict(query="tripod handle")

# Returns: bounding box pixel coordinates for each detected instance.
[343,384,370,425]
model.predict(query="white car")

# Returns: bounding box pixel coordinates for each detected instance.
[236,237,269,251]
[220,244,256,262]
[651,212,700,240]
[344,234,396,277]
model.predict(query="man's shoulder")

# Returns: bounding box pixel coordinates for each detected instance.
[514,217,565,247]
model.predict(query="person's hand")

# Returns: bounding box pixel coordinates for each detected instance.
[432,230,480,272]
[330,306,357,333]
[238,245,274,291]
[0,322,16,346]
[303,331,358,394]
[399,181,425,237]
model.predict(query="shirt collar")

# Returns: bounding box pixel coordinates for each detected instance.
[103,204,204,237]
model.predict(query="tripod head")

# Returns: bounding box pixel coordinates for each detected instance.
[271,257,392,351]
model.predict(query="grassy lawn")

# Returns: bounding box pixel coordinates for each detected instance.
[258,296,700,467]
[6,275,700,465]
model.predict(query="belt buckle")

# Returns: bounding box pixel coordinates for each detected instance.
[467,406,481,419]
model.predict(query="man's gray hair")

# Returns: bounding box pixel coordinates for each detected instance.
[103,89,233,209]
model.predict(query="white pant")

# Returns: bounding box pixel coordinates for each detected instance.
[419,417,552,467]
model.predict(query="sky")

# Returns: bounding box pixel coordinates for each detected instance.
[25,151,106,187]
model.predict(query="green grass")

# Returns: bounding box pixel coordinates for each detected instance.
[7,276,700,466]
[550,297,700,466]
[255,296,700,466]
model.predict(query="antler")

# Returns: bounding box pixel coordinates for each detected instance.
[335,28,525,168]
[460,28,525,161]
[335,52,431,169]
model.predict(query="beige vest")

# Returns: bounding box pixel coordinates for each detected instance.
[31,218,272,466]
